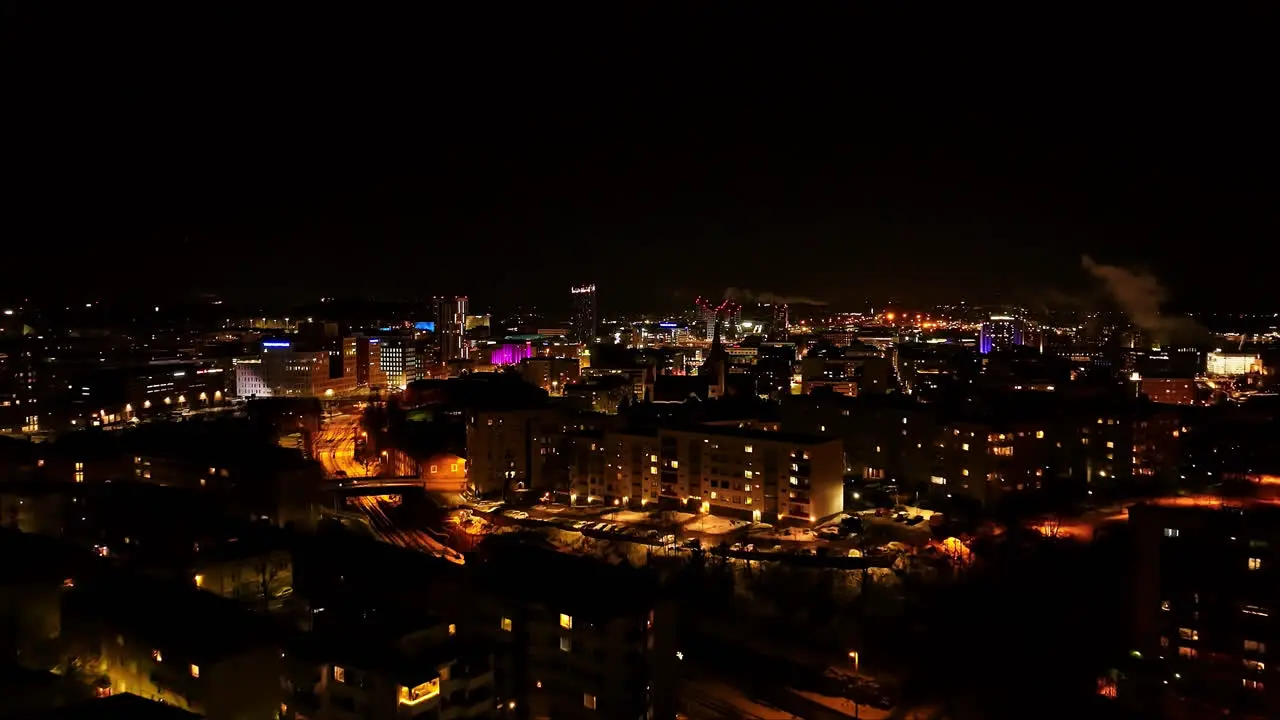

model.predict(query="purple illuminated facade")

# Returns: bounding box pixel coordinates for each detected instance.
[489,343,534,366]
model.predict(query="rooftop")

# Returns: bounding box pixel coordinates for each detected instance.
[64,571,281,661]
[8,693,202,720]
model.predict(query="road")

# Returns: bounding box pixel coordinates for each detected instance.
[315,413,369,479]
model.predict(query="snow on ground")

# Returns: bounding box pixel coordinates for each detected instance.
[789,690,892,719]
[678,513,752,536]
[748,525,818,542]
[682,680,804,719]
[600,510,650,524]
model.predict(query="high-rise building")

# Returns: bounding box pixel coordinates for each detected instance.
[570,284,597,343]
[1128,500,1280,716]
[767,303,790,341]
[979,315,1025,354]
[435,296,470,363]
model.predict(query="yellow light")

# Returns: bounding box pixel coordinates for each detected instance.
[194,574,204,588]
[397,678,440,705]
[190,664,200,678]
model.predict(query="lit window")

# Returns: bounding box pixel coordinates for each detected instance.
[584,693,597,710]
[1249,557,1263,571]
[961,469,969,477]
[430,465,438,473]
[333,665,346,683]
[398,678,440,705]
[1163,528,1179,538]
[1035,430,1044,439]
[650,466,657,475]
[1106,441,1115,449]
[450,464,458,472]
[560,635,572,652]
[194,574,204,588]
[744,470,753,479]
[1160,636,1170,648]
[448,623,456,636]
[650,454,657,462]
[1178,646,1197,659]
[1245,639,1266,653]
[1161,600,1171,611]
[1243,678,1264,691]
[190,664,199,678]
[500,617,512,632]
[152,649,163,662]
[961,443,969,451]
[671,460,679,469]
[559,613,573,630]
[744,445,753,454]
[1178,627,1198,641]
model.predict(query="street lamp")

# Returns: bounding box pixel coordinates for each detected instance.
[848,650,859,673]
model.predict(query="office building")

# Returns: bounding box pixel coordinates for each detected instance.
[979,315,1025,354]
[436,296,470,363]
[377,337,417,390]
[1207,352,1264,377]
[256,341,356,398]
[570,284,597,344]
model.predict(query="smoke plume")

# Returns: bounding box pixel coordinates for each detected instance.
[724,287,827,306]
[1080,255,1206,342]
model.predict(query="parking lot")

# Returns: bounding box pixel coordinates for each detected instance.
[472,500,938,559]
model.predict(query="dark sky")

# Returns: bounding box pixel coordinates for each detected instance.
[5,7,1276,313]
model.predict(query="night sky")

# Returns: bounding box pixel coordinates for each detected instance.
[5,7,1275,313]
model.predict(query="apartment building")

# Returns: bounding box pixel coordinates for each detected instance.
[284,613,496,720]
[935,420,1063,506]
[670,426,844,522]
[460,546,676,720]
[61,574,282,720]
[466,408,568,498]
[1128,500,1280,717]
[567,429,658,506]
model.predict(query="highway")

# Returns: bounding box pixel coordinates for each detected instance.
[314,413,368,479]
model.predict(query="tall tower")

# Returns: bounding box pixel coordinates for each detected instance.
[436,296,470,363]
[768,303,790,341]
[570,284,597,344]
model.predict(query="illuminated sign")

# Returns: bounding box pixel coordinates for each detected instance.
[263,341,291,348]
[659,322,678,328]
[414,321,436,331]
[571,284,596,294]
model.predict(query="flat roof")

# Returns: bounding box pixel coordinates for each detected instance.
[65,572,279,661]
[9,693,202,720]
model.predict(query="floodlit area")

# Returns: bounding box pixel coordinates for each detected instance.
[315,413,370,478]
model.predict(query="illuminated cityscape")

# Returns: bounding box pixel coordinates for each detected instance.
[1,8,1276,720]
